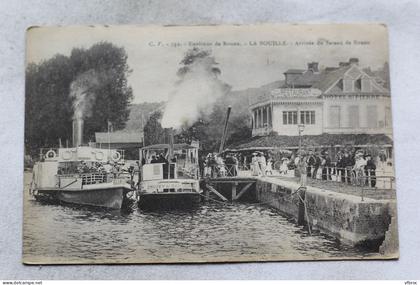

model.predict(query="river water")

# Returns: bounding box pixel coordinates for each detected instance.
[23,174,374,264]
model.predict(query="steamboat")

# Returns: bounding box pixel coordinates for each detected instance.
[29,118,134,209]
[136,141,201,209]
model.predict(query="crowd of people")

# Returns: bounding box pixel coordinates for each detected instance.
[198,148,380,188]
[200,153,239,178]
[56,160,138,186]
[295,149,377,187]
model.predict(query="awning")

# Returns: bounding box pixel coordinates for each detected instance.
[225,133,393,152]
[141,143,198,151]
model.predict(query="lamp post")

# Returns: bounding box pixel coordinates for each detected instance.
[298,124,305,156]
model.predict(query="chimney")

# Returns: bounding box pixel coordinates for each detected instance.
[72,118,84,147]
[349,58,359,65]
[307,62,319,73]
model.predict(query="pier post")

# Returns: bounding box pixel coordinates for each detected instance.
[231,182,237,201]
[204,187,209,203]
[200,179,209,203]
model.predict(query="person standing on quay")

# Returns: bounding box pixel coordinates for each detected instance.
[365,154,377,187]
[251,153,260,176]
[321,151,332,180]
[306,150,315,178]
[258,152,267,177]
[341,151,354,184]
[298,153,308,186]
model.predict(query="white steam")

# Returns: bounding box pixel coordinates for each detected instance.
[161,57,228,129]
[69,69,100,119]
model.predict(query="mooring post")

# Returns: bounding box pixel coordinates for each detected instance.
[200,179,210,203]
[231,182,238,201]
[297,187,306,226]
[204,187,209,203]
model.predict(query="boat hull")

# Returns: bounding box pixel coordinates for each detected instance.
[138,192,200,210]
[34,187,132,209]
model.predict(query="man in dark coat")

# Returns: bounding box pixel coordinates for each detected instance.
[365,154,376,187]
[341,151,353,184]
[198,155,205,178]
[306,151,315,178]
[312,152,321,179]
[321,151,332,180]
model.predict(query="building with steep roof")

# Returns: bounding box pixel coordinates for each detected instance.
[250,58,392,138]
[94,131,144,159]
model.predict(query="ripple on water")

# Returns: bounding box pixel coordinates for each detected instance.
[23,197,376,263]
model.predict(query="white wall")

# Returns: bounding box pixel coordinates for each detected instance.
[271,103,323,136]
[323,96,393,135]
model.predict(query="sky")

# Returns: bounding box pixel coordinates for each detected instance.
[26,24,389,103]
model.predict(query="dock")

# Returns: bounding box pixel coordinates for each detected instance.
[202,173,398,256]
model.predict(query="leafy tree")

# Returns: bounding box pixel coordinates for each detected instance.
[143,111,170,146]
[25,42,133,155]
[25,55,74,155]
[69,42,133,141]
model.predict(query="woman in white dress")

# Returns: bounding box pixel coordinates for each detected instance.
[251,153,260,176]
[279,157,290,175]
[265,158,273,176]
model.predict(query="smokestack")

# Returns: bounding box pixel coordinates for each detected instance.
[72,118,84,147]
[168,128,174,160]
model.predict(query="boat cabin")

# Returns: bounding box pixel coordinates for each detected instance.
[140,143,199,181]
[33,146,125,190]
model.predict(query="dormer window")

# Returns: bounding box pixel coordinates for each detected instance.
[355,78,362,91]
[361,76,372,92]
[343,76,353,92]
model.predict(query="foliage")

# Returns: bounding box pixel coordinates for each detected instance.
[176,47,221,78]
[143,111,171,146]
[124,102,164,132]
[25,42,133,155]
[175,93,252,154]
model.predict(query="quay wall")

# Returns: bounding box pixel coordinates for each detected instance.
[255,177,394,248]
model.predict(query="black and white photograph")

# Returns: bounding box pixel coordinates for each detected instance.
[23,24,398,264]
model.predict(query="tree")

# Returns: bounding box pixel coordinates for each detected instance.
[25,55,74,155]
[143,111,166,146]
[25,42,133,155]
[69,42,133,141]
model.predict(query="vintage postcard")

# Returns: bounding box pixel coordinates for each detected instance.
[23,24,398,264]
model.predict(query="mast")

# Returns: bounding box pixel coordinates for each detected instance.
[219,106,232,154]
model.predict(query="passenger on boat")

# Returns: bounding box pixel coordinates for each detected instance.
[103,161,113,174]
[150,155,159,164]
[77,161,90,173]
[112,163,119,178]
[157,153,168,163]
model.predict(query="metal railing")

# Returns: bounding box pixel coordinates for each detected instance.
[79,173,109,185]
[303,165,396,192]
[57,172,133,186]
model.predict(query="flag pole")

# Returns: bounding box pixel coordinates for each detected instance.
[108,120,111,160]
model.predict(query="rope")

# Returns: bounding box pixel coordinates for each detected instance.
[297,192,312,236]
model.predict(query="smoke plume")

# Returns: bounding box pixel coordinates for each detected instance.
[69,69,100,119]
[161,55,230,129]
